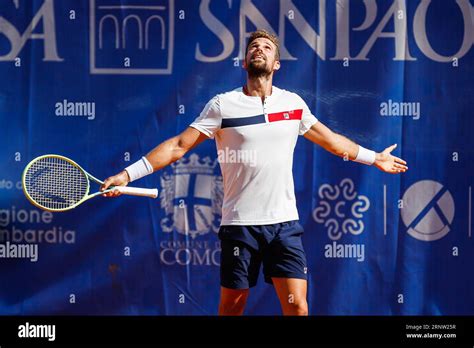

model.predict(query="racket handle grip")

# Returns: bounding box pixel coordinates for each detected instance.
[114,186,158,198]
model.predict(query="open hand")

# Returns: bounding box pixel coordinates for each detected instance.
[373,144,408,174]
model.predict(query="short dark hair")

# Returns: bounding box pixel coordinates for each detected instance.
[245,29,280,61]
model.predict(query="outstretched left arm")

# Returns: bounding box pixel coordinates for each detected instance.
[303,121,408,174]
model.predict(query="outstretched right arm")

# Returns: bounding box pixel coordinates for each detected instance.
[101,127,208,196]
[145,126,209,172]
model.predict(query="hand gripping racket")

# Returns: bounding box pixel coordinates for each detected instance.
[22,154,158,212]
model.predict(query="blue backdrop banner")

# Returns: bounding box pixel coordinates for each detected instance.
[0,0,473,315]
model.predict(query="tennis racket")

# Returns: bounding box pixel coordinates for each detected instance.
[22,154,158,212]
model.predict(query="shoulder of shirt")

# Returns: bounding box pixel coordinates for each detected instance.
[214,86,299,98]
[204,88,241,110]
[273,86,306,103]
[212,86,301,100]
[213,87,244,101]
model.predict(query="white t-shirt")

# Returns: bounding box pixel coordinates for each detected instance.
[190,86,318,225]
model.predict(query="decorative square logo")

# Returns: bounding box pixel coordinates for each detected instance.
[89,0,174,74]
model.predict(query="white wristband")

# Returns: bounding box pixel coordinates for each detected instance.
[354,145,376,165]
[125,157,154,182]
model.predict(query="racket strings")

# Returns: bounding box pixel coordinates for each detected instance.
[24,157,88,210]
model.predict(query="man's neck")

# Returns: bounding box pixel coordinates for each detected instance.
[244,76,273,102]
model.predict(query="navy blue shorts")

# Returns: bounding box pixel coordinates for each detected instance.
[218,220,308,289]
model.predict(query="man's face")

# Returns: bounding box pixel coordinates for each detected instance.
[243,37,280,77]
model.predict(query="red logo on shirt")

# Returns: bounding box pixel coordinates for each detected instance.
[268,109,303,122]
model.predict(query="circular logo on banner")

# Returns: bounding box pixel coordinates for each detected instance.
[401,180,455,242]
[312,178,370,241]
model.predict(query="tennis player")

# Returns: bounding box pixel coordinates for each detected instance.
[101,30,408,316]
